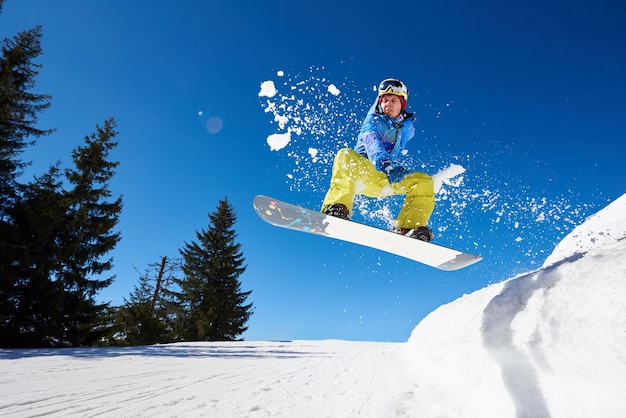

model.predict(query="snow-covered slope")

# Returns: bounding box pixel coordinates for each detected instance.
[1,194,625,417]
[543,193,626,266]
[406,193,626,417]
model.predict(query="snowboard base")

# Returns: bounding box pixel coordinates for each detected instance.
[253,195,482,271]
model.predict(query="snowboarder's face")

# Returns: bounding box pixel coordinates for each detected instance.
[379,94,403,119]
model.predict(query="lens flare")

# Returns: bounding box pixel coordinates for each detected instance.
[206,116,223,134]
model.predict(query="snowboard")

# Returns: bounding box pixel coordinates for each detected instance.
[253,195,482,271]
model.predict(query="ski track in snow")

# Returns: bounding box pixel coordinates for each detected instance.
[1,341,409,417]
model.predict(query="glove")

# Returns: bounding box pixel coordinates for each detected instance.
[380,160,409,184]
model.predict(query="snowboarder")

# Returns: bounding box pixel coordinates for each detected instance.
[321,78,435,242]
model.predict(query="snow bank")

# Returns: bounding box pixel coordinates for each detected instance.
[543,193,626,266]
[406,193,626,417]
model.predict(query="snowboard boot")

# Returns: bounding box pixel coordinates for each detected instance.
[395,226,434,242]
[324,203,350,220]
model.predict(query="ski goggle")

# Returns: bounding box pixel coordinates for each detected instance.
[378,79,408,100]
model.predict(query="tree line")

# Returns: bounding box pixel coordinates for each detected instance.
[0,2,253,348]
[110,199,253,347]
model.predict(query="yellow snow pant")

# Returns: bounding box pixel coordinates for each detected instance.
[321,148,435,228]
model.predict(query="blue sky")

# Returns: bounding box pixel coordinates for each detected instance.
[3,0,625,342]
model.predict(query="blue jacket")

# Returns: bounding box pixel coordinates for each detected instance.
[354,101,416,171]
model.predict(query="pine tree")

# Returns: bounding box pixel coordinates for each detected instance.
[0,24,53,216]
[0,120,122,347]
[175,198,253,341]
[117,256,180,346]
[0,16,56,346]
[0,8,122,347]
[1,165,68,346]
[57,118,122,346]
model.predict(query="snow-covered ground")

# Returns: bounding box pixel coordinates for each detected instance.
[2,194,625,417]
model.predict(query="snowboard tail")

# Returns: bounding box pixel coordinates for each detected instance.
[253,195,482,271]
